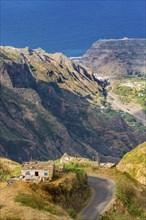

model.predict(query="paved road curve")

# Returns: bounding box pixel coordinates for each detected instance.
[79,176,115,220]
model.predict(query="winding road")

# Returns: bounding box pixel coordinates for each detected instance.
[79,176,115,220]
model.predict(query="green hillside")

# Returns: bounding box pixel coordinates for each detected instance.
[117,142,146,185]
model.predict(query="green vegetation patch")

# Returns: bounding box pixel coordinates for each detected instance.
[64,162,89,176]
[15,193,60,215]
[122,112,146,132]
[114,86,133,96]
[117,142,146,180]
[102,107,120,119]
[112,79,146,110]
[116,183,144,217]
[0,158,21,181]
[67,208,77,219]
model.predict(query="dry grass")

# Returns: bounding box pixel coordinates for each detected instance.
[0,171,89,220]
[0,182,71,220]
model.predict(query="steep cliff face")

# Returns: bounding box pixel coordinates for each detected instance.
[0,46,145,162]
[80,38,146,79]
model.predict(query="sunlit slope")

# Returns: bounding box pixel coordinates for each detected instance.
[117,142,146,185]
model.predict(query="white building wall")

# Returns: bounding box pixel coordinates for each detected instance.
[21,169,49,178]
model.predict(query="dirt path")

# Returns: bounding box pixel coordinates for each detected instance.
[79,176,115,220]
[108,90,146,126]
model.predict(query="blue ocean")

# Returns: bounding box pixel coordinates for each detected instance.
[1,0,145,57]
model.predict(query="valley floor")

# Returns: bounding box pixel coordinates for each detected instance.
[108,90,146,126]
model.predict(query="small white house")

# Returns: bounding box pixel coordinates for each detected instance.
[21,161,55,181]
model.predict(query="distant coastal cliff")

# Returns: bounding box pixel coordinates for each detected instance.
[80,38,146,79]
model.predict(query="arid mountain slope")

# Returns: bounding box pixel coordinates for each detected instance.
[80,38,146,79]
[0,46,145,162]
[0,46,101,102]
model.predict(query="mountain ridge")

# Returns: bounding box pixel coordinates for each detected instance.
[0,45,145,162]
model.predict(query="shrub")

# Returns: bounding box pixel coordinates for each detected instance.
[92,166,99,172]
[114,86,132,96]
[67,208,77,219]
[116,184,144,217]
[65,163,86,175]
[0,168,10,181]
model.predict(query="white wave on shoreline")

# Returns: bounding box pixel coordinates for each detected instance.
[70,56,82,60]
